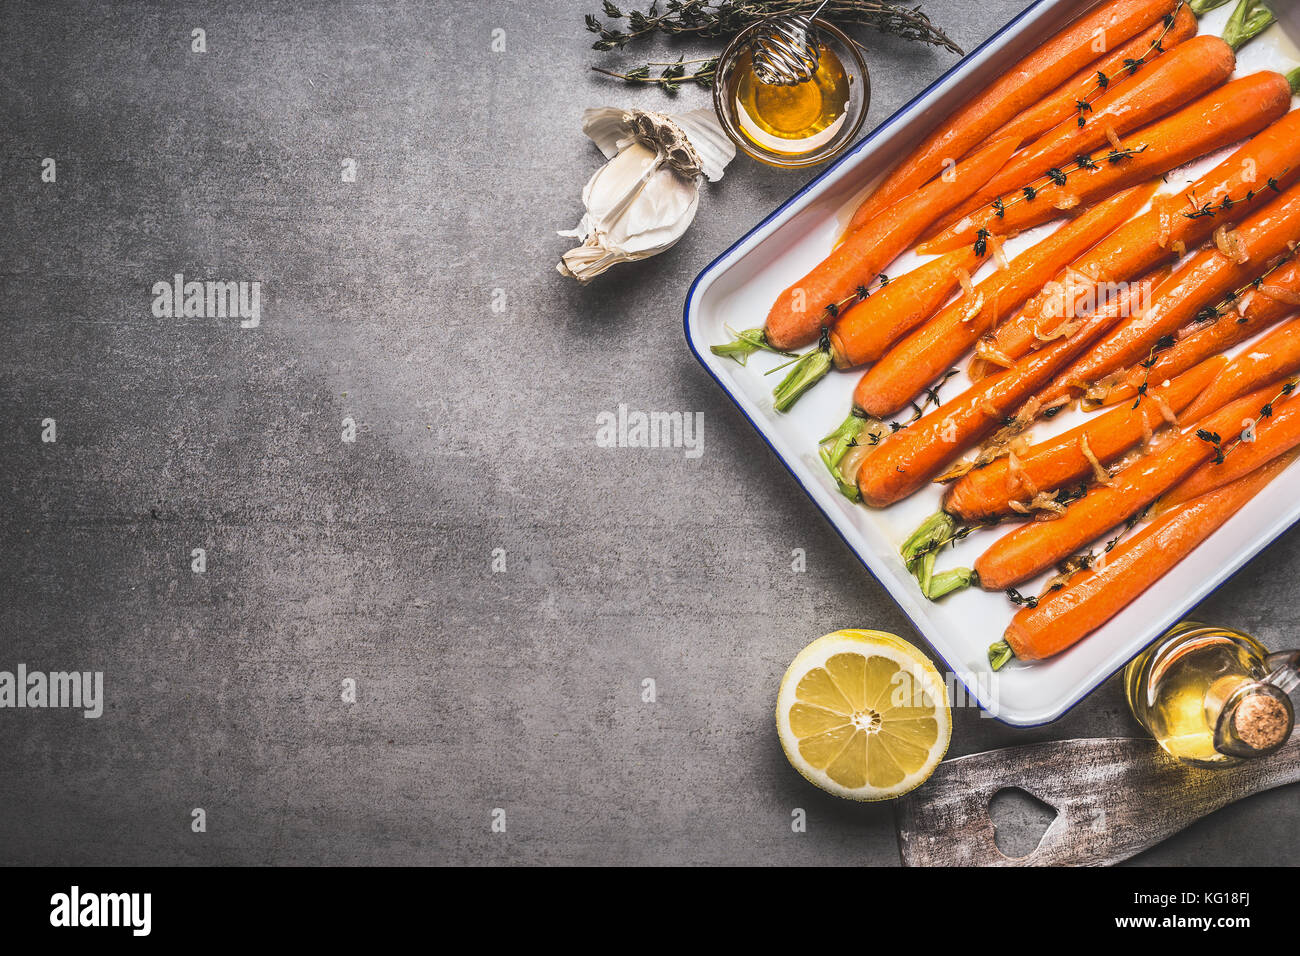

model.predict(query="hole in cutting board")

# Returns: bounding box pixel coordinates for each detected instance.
[989,787,1058,859]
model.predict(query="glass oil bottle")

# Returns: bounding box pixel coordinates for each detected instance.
[1126,622,1299,766]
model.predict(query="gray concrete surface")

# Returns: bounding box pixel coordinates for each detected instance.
[1,0,1297,866]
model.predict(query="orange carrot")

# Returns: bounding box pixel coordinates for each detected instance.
[855,286,1144,507]
[987,3,1198,151]
[1040,178,1300,406]
[1093,258,1300,407]
[973,109,1300,377]
[846,0,1177,234]
[973,386,1281,589]
[852,182,1158,418]
[929,35,1235,239]
[1161,390,1300,508]
[918,72,1294,255]
[828,245,982,369]
[1000,450,1296,663]
[942,356,1227,522]
[763,135,1019,350]
[1181,318,1300,422]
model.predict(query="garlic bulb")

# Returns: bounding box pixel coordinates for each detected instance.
[558,107,736,284]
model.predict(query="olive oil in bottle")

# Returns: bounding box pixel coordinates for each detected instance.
[1126,622,1298,766]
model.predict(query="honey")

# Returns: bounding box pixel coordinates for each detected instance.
[727,44,852,156]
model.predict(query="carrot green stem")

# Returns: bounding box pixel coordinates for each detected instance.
[1288,68,1300,97]
[901,511,955,571]
[902,511,979,599]
[1189,0,1233,14]
[988,640,1015,671]
[710,327,794,364]
[1222,0,1276,50]
[772,339,832,412]
[903,511,946,598]
[927,567,978,600]
[818,412,867,500]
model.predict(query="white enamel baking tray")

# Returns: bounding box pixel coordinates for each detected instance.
[685,0,1300,725]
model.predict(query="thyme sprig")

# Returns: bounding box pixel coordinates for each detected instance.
[1131,334,1177,409]
[1258,380,1298,420]
[1193,252,1297,326]
[896,368,960,428]
[1001,504,1154,613]
[970,145,1150,250]
[585,0,963,59]
[820,273,890,325]
[1072,2,1186,127]
[900,511,979,599]
[592,55,718,91]
[1199,378,1300,464]
[1184,175,1283,220]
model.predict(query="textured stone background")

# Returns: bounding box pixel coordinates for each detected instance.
[1,0,1297,865]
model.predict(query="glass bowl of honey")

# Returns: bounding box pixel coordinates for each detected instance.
[712,18,869,169]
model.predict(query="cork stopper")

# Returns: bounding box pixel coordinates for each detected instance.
[1233,693,1291,752]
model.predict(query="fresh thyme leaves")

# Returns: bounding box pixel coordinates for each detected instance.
[1192,253,1296,327]
[585,0,964,79]
[1220,379,1300,455]
[888,368,961,430]
[919,370,959,412]
[1131,334,1177,409]
[591,56,718,91]
[900,511,979,599]
[909,523,978,562]
[1071,2,1185,125]
[812,273,889,327]
[1031,505,1152,600]
[1183,176,1284,220]
[972,145,1149,246]
[1197,428,1226,464]
[1106,507,1150,553]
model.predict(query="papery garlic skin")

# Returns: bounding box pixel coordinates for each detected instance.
[558,107,735,284]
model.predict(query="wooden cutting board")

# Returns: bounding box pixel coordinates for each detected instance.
[895,735,1300,866]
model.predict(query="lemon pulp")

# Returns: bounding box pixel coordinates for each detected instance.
[777,630,951,800]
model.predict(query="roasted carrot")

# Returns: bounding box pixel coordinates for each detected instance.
[973,386,1280,589]
[932,35,1235,241]
[973,108,1300,377]
[918,71,1294,255]
[987,3,1198,151]
[763,135,1019,351]
[855,286,1145,507]
[846,0,1177,234]
[1040,178,1300,406]
[997,450,1297,664]
[852,182,1158,418]
[943,356,1227,523]
[828,245,982,369]
[1101,259,1300,406]
[1161,388,1300,508]
[1181,319,1300,422]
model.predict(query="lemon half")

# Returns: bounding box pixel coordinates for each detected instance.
[776,630,951,801]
